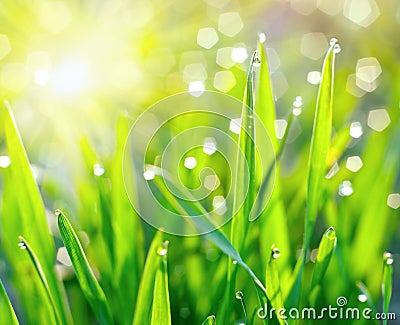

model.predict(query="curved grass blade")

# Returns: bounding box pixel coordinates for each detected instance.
[201,315,216,325]
[0,279,19,325]
[382,252,394,325]
[310,227,337,288]
[1,101,72,325]
[18,236,62,325]
[56,209,113,325]
[150,241,171,325]
[287,39,339,308]
[133,231,163,325]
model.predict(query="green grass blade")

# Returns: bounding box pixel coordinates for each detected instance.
[150,241,171,325]
[287,39,338,308]
[1,101,72,325]
[56,209,114,325]
[304,40,338,250]
[0,279,19,325]
[133,231,163,325]
[18,236,62,325]
[266,246,285,325]
[382,252,393,325]
[310,227,337,288]
[201,315,216,325]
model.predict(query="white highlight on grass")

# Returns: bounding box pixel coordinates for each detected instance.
[326,162,339,179]
[212,195,227,215]
[358,294,368,303]
[57,247,72,266]
[184,157,197,170]
[143,170,155,180]
[0,155,11,168]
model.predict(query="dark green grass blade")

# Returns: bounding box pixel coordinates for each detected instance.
[150,242,171,325]
[201,315,216,325]
[310,227,337,288]
[0,279,19,325]
[56,209,113,325]
[133,231,163,325]
[1,102,71,325]
[382,252,393,325]
[18,236,62,325]
[287,39,338,308]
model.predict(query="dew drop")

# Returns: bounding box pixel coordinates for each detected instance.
[338,180,353,197]
[0,155,11,168]
[253,51,262,67]
[325,227,336,240]
[292,95,303,116]
[55,209,61,217]
[384,252,394,265]
[93,163,105,176]
[232,260,238,265]
[157,241,169,256]
[258,32,267,44]
[18,241,27,250]
[333,44,341,54]
[329,37,338,46]
[272,247,281,259]
[235,291,244,300]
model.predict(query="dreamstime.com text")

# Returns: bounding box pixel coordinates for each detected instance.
[257,297,396,321]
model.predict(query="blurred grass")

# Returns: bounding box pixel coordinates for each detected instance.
[0,0,399,324]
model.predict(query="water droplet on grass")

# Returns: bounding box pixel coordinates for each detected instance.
[333,44,341,54]
[93,163,105,176]
[157,241,169,256]
[272,247,281,259]
[0,155,11,168]
[384,252,394,265]
[329,37,338,46]
[258,33,267,44]
[235,291,244,300]
[358,294,368,302]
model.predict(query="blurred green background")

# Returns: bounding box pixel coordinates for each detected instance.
[0,0,399,324]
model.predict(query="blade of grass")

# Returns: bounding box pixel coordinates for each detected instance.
[56,209,113,325]
[0,279,19,325]
[310,227,337,289]
[382,252,393,325]
[201,315,216,325]
[287,39,338,308]
[150,241,171,325]
[1,101,72,325]
[18,236,62,325]
[266,246,285,325]
[133,231,163,325]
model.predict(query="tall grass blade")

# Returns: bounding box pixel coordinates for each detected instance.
[150,241,171,325]
[287,39,338,308]
[56,209,113,325]
[18,236,62,325]
[133,231,163,325]
[0,279,19,325]
[382,252,393,325]
[1,101,72,324]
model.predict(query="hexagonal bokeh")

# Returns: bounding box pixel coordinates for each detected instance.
[387,193,400,209]
[197,27,219,49]
[307,71,321,85]
[40,1,71,34]
[218,12,243,37]
[346,156,363,172]
[367,109,391,132]
[300,32,328,60]
[213,70,236,92]
[317,0,344,16]
[343,0,380,28]
[0,34,11,60]
[356,57,381,92]
[216,47,235,69]
[291,0,317,15]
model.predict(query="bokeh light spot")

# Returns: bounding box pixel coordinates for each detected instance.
[184,157,197,169]
[300,32,328,60]
[218,12,243,37]
[291,0,317,15]
[213,70,236,92]
[40,1,71,34]
[356,57,381,92]
[197,28,219,49]
[343,0,380,28]
[387,193,400,209]
[350,121,363,138]
[216,47,235,69]
[307,71,321,85]
[367,109,391,132]
[346,156,363,172]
